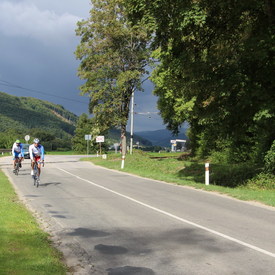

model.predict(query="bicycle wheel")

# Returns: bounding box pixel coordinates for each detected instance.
[33,163,40,187]
[15,162,19,176]
[36,177,40,188]
[33,163,38,185]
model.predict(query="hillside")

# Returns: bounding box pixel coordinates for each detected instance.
[136,128,188,147]
[0,92,78,138]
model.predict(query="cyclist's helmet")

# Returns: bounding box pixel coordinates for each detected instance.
[15,139,20,144]
[33,138,40,144]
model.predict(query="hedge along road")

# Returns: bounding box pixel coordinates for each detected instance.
[0,155,275,275]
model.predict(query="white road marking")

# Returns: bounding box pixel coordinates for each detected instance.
[58,167,275,259]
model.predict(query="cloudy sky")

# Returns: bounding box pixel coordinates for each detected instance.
[0,0,165,131]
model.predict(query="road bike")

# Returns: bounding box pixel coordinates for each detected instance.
[14,158,20,176]
[33,160,44,188]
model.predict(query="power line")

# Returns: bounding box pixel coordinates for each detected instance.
[135,111,159,115]
[0,79,88,105]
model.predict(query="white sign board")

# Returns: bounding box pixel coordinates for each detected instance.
[170,140,176,144]
[85,134,92,140]
[25,135,30,142]
[96,136,105,143]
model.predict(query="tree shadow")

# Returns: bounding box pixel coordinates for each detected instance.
[81,226,245,274]
[95,244,128,255]
[107,266,155,275]
[177,162,205,184]
[68,227,110,238]
[177,162,258,187]
[40,182,62,187]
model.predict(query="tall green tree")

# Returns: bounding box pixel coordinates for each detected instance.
[75,0,152,157]
[127,0,275,162]
[72,114,93,152]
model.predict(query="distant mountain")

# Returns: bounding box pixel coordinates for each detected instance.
[136,128,188,147]
[107,128,152,146]
[0,91,78,137]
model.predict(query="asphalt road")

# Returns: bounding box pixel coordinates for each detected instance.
[1,155,275,275]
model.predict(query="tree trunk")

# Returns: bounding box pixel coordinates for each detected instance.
[265,0,274,25]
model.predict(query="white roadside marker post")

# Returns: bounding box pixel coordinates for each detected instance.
[121,135,126,169]
[205,163,210,185]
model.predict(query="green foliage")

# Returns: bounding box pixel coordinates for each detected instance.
[72,114,94,152]
[0,92,77,150]
[264,140,275,174]
[126,0,275,164]
[75,0,152,139]
[0,131,18,148]
[245,173,275,190]
[0,171,67,274]
[141,146,164,152]
[210,163,259,188]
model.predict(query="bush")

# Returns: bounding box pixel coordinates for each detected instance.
[209,150,230,163]
[245,173,275,190]
[264,140,275,174]
[210,163,258,187]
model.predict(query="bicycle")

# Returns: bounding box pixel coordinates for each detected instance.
[14,158,20,176]
[33,160,44,188]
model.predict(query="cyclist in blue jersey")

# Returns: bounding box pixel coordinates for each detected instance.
[11,140,24,172]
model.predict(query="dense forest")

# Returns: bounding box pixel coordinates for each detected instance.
[0,92,78,150]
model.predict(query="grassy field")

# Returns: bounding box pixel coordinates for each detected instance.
[0,170,67,275]
[84,151,275,207]
[0,152,10,157]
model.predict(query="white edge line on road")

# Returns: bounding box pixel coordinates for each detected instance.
[58,167,275,259]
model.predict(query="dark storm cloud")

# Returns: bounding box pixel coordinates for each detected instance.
[0,0,166,131]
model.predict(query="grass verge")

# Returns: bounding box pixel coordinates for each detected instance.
[46,151,77,155]
[0,170,67,275]
[84,151,275,207]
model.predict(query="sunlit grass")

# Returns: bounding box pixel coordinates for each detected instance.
[0,170,67,275]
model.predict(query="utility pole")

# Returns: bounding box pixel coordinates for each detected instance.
[130,91,134,155]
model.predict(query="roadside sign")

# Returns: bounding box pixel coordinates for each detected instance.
[96,136,105,143]
[25,135,30,142]
[85,134,92,140]
[102,154,107,159]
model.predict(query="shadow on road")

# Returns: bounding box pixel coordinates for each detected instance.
[95,244,128,255]
[61,225,245,274]
[68,227,110,238]
[107,266,155,275]
[40,182,62,187]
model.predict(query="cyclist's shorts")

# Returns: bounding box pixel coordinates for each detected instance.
[13,152,22,160]
[33,156,41,162]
